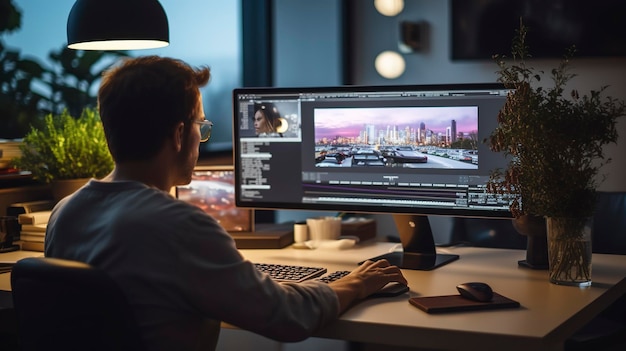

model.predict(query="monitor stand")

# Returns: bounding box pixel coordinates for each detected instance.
[363,214,459,270]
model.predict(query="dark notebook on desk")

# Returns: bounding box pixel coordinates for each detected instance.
[409,292,520,314]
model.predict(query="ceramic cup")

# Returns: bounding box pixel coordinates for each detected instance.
[306,217,342,249]
[293,222,309,243]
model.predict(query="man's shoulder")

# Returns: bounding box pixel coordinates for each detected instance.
[59,182,205,221]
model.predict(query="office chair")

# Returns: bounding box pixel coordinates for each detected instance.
[10,257,145,351]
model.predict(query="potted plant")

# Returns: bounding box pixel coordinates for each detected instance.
[486,23,626,286]
[12,107,113,201]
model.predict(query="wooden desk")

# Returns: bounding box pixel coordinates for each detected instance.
[236,243,626,351]
[0,251,42,336]
[0,251,43,291]
[2,245,625,351]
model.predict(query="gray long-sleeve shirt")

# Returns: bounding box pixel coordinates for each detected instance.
[45,179,339,351]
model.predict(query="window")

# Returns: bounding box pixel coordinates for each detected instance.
[2,0,240,155]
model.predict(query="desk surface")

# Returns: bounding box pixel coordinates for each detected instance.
[2,244,625,351]
[236,243,626,351]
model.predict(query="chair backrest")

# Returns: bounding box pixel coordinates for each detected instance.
[10,257,145,351]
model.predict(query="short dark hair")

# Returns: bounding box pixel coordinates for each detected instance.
[98,56,211,163]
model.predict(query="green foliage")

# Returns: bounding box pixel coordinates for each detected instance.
[0,0,21,34]
[486,23,626,218]
[13,108,114,183]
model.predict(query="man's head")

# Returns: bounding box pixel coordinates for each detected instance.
[98,56,211,165]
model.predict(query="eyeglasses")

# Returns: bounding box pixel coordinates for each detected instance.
[194,119,213,142]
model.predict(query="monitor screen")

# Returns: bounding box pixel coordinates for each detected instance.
[232,83,514,269]
[176,165,254,233]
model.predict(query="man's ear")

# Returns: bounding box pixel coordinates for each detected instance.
[172,121,185,152]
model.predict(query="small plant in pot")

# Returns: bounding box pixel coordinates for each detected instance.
[486,23,626,286]
[12,108,114,202]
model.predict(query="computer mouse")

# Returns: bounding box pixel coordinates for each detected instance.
[456,282,493,302]
[369,282,409,298]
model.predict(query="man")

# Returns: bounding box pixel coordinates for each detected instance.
[45,56,407,351]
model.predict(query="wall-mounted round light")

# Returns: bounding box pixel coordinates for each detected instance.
[375,51,405,79]
[374,0,404,17]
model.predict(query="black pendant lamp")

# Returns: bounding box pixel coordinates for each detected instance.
[67,0,169,50]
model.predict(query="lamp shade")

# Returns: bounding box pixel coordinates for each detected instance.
[67,0,169,50]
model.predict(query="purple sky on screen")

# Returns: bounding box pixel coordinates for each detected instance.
[314,106,478,140]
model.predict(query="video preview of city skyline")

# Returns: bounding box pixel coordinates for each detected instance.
[313,106,478,143]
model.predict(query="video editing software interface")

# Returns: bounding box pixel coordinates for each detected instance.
[233,84,513,218]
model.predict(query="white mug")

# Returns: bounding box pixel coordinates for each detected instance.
[306,217,342,248]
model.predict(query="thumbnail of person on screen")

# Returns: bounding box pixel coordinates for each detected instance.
[254,102,284,137]
[44,56,407,351]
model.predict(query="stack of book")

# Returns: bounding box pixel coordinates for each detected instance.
[7,200,54,219]
[0,139,22,172]
[18,211,51,252]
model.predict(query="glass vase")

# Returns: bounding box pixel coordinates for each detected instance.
[546,217,593,287]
